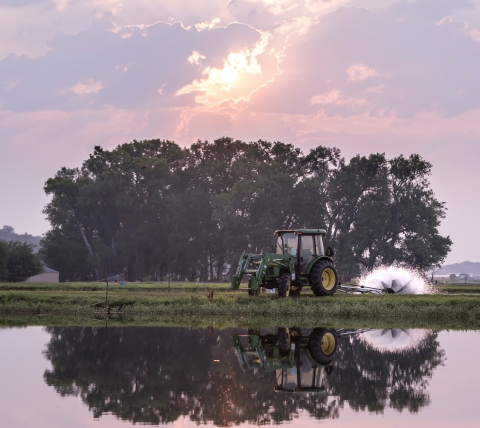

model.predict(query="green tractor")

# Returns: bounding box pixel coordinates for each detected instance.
[231,229,338,297]
[232,327,338,393]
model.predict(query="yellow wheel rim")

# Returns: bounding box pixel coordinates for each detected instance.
[321,268,336,290]
[321,332,336,355]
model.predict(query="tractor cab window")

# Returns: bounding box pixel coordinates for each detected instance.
[315,235,325,255]
[300,235,316,273]
[275,350,325,392]
[276,233,298,256]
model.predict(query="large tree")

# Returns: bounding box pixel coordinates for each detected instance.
[41,138,451,281]
[3,241,43,282]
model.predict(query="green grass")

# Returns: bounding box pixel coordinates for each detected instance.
[437,284,480,294]
[0,281,230,292]
[1,312,478,331]
[1,284,480,329]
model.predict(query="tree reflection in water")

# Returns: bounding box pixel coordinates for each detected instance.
[42,326,445,425]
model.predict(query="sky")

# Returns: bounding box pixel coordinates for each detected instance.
[1,0,479,264]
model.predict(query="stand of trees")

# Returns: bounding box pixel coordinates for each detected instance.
[40,137,451,282]
[42,326,445,424]
[0,240,43,282]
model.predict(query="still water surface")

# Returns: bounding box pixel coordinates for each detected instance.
[0,325,479,427]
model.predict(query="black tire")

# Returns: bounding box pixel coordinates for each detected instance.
[309,260,338,296]
[308,328,338,365]
[278,273,291,297]
[278,328,290,353]
[289,285,302,296]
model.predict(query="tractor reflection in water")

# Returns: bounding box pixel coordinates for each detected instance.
[233,328,337,393]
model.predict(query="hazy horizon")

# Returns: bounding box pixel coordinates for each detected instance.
[1,0,480,264]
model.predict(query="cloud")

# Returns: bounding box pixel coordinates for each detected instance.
[305,0,350,13]
[390,0,475,21]
[4,79,19,90]
[346,64,378,81]
[187,51,206,65]
[245,0,298,15]
[195,17,221,30]
[471,28,480,43]
[69,79,103,95]
[310,89,341,104]
[0,18,274,112]
[248,4,480,118]
[176,31,272,105]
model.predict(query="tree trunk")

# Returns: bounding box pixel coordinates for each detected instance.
[216,255,224,282]
[111,236,117,258]
[77,222,99,280]
[209,251,214,282]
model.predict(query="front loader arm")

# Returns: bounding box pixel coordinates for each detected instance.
[231,252,249,289]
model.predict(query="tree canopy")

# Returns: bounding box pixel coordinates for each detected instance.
[0,240,43,282]
[41,138,451,282]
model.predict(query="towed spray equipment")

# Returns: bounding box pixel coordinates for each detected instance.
[231,228,430,297]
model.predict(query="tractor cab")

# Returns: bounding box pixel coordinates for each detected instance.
[275,229,326,274]
[232,328,337,394]
[275,349,327,393]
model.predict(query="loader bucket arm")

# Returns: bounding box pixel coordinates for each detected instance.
[231,252,249,289]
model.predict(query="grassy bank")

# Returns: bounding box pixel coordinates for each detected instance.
[1,283,480,329]
[1,311,479,330]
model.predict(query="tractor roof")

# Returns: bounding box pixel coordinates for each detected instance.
[274,229,326,236]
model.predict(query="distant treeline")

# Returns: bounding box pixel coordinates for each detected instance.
[0,225,42,247]
[41,138,451,282]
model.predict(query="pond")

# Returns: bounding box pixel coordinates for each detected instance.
[0,325,479,427]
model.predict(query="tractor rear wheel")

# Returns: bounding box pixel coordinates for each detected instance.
[278,273,291,297]
[309,260,338,296]
[308,328,338,365]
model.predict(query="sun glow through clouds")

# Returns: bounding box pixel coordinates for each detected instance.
[176,31,271,106]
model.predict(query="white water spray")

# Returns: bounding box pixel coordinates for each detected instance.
[360,329,431,353]
[360,265,435,294]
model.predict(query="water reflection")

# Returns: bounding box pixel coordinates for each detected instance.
[42,326,445,425]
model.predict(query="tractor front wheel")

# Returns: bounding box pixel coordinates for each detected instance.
[278,273,291,297]
[309,260,338,296]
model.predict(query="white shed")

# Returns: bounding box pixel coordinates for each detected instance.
[26,267,59,283]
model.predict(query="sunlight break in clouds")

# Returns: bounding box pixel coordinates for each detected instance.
[195,18,221,31]
[347,64,379,81]
[176,31,271,105]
